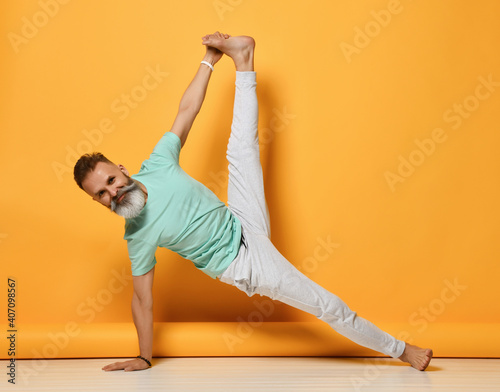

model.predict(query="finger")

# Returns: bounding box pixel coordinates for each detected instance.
[102,362,116,371]
[102,363,120,371]
[103,361,127,371]
[103,364,118,371]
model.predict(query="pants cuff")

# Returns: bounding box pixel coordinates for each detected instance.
[236,71,256,84]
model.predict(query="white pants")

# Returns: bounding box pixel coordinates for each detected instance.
[220,71,405,358]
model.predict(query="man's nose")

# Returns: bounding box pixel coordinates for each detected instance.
[109,187,118,198]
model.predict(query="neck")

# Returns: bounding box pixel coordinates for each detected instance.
[133,179,148,204]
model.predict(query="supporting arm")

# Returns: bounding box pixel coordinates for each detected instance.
[102,266,155,372]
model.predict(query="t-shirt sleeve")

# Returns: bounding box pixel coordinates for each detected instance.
[148,131,181,165]
[127,238,157,276]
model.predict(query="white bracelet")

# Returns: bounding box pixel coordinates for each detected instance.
[201,60,214,72]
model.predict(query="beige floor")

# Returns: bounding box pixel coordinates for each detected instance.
[2,357,499,391]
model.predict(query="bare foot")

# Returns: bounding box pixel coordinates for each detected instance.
[202,32,255,71]
[398,342,433,371]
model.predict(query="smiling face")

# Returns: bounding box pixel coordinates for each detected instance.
[81,161,146,219]
[82,161,129,207]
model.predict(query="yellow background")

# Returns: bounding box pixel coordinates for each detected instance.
[1,0,499,360]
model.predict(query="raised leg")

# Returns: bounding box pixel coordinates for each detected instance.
[203,34,270,236]
[202,33,255,71]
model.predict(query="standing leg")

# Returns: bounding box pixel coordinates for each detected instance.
[222,232,406,358]
[206,33,433,371]
[222,231,433,370]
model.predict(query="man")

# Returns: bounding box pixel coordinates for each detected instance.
[74,32,433,372]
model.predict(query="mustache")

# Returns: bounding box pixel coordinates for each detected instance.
[110,179,137,212]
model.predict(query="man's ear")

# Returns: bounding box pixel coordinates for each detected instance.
[117,164,129,177]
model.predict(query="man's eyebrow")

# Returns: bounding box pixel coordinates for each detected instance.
[93,176,113,198]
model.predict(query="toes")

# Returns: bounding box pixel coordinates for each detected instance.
[202,35,213,44]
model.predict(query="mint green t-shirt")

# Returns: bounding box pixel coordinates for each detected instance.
[123,132,242,279]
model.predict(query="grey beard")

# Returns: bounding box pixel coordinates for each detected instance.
[110,179,145,219]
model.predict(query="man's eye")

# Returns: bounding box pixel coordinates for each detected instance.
[99,191,104,197]
[108,177,115,184]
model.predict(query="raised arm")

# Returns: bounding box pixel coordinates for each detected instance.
[170,32,229,148]
[102,266,155,372]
